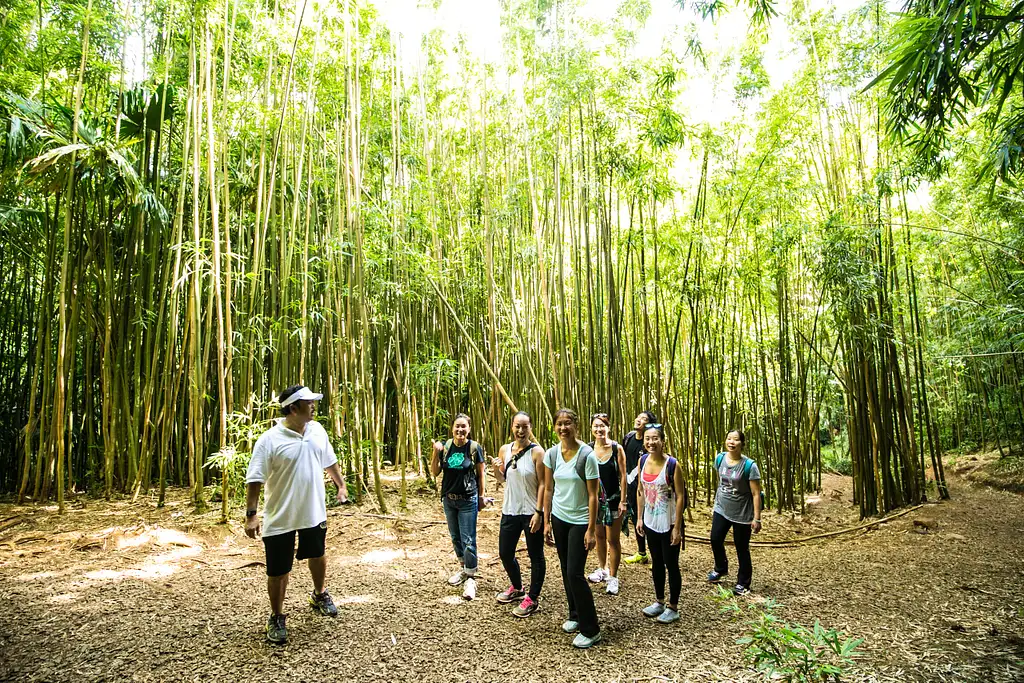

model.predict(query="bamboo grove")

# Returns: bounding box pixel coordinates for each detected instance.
[1,0,1021,519]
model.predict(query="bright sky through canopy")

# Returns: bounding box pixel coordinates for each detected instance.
[376,0,872,126]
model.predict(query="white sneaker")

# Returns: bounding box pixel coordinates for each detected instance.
[606,577,620,595]
[561,620,579,633]
[462,578,476,600]
[587,567,608,583]
[447,570,466,586]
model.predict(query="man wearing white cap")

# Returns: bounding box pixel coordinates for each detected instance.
[245,384,347,644]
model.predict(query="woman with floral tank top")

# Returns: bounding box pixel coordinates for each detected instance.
[636,423,687,624]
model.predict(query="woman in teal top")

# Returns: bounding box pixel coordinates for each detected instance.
[542,408,602,649]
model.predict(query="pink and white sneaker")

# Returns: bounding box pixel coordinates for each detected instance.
[512,595,539,618]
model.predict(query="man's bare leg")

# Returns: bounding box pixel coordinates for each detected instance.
[309,555,327,594]
[268,573,289,615]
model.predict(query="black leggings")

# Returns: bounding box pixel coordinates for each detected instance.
[551,515,600,638]
[645,527,681,606]
[627,480,646,555]
[498,514,545,600]
[710,512,753,587]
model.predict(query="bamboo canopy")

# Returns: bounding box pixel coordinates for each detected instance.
[6,0,1024,521]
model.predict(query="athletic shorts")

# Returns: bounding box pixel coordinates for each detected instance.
[263,521,327,577]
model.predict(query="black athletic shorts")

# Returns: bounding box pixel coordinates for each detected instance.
[263,521,327,577]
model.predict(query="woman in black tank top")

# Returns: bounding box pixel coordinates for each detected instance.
[585,414,628,595]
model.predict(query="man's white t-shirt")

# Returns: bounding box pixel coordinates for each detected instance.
[246,419,337,538]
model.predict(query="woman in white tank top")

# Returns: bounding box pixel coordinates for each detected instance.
[636,423,686,624]
[491,411,546,618]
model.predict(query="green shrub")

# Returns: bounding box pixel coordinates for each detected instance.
[711,587,862,682]
[821,434,852,476]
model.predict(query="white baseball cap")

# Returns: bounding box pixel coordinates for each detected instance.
[279,386,323,407]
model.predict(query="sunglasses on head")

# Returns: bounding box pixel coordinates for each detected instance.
[591,412,609,420]
[645,423,663,430]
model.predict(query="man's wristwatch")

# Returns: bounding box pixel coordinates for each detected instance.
[246,509,258,518]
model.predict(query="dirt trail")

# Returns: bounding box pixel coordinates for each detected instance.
[0,471,1021,682]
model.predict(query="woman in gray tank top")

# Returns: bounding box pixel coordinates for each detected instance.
[491,411,546,617]
[707,429,763,595]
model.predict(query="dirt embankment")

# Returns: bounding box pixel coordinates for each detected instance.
[946,448,1024,494]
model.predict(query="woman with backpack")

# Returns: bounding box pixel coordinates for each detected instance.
[491,411,546,618]
[707,429,762,596]
[430,413,486,601]
[586,413,628,595]
[636,423,687,624]
[542,408,602,648]
[623,410,656,565]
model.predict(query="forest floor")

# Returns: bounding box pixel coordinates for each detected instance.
[0,464,1022,683]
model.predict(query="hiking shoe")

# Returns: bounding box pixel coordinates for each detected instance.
[642,602,666,618]
[572,631,602,649]
[606,577,620,595]
[656,607,680,624]
[733,584,751,596]
[707,570,727,583]
[447,569,467,586]
[309,589,338,617]
[463,578,477,600]
[561,620,579,633]
[266,614,287,644]
[625,552,649,565]
[513,595,539,618]
[587,567,608,583]
[495,584,524,604]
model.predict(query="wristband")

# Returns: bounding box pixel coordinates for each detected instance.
[246,509,257,518]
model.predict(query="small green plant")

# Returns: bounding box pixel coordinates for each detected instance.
[711,589,862,682]
[205,445,251,505]
[203,410,271,505]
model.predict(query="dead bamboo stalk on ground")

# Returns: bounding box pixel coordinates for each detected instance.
[684,502,930,548]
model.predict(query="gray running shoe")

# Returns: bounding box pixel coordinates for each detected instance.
[310,589,338,617]
[642,602,666,618]
[572,631,602,649]
[266,614,287,644]
[656,607,680,624]
[496,585,525,604]
[512,595,539,618]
